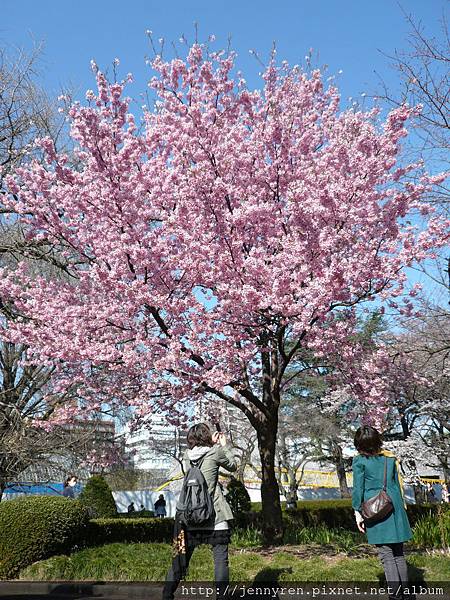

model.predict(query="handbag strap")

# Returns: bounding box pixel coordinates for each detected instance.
[382,456,388,491]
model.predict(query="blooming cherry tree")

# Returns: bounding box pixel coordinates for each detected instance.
[1,44,448,540]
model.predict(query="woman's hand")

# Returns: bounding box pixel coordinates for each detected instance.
[212,431,227,447]
[356,520,366,533]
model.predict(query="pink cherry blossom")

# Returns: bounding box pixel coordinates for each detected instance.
[1,44,448,536]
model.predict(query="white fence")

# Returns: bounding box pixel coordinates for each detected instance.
[112,490,176,516]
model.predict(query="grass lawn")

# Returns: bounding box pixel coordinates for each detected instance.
[19,543,450,582]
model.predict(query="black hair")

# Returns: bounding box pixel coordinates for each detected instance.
[186,423,214,449]
[63,474,77,488]
[354,425,383,455]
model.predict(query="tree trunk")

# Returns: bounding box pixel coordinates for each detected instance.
[278,469,299,509]
[441,459,450,488]
[236,462,246,484]
[332,443,351,498]
[236,438,256,483]
[0,477,6,502]
[413,483,425,504]
[285,473,299,509]
[337,464,351,498]
[257,416,283,545]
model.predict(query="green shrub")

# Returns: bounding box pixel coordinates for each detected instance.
[283,524,364,552]
[0,496,90,579]
[79,475,117,518]
[89,517,174,545]
[84,501,447,549]
[411,508,450,549]
[116,510,155,518]
[282,503,355,530]
[226,478,251,525]
[231,527,264,548]
[251,498,353,512]
[280,500,444,531]
[295,499,353,509]
[405,503,447,524]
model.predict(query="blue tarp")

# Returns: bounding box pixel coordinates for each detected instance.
[4,482,83,497]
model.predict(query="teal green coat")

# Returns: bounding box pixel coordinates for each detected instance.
[352,454,412,545]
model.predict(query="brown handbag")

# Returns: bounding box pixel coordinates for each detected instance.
[361,456,394,524]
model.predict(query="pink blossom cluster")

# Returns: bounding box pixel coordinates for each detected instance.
[322,342,432,429]
[1,44,448,423]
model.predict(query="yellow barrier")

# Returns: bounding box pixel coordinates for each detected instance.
[246,470,339,489]
[419,477,446,485]
[154,470,446,492]
[154,474,183,492]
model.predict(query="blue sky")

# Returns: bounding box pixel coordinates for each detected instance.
[1,0,447,105]
[1,0,448,303]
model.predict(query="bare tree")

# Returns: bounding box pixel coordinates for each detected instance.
[388,309,450,485]
[0,46,125,499]
[132,426,186,474]
[0,370,121,500]
[377,8,450,485]
[225,409,260,483]
[311,434,353,499]
[378,11,450,296]
[0,44,67,180]
[0,43,75,282]
[276,422,315,507]
[379,11,449,211]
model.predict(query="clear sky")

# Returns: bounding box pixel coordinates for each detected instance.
[1,0,448,106]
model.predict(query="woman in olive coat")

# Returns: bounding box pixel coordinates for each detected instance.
[352,426,412,600]
[163,423,237,600]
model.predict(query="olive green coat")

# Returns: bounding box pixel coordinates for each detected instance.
[352,454,412,545]
[183,444,237,525]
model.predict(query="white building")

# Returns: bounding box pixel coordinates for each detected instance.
[123,414,185,473]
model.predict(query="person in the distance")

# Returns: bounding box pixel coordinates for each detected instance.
[62,474,78,499]
[154,494,167,518]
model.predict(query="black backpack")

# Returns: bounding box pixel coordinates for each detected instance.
[176,456,216,527]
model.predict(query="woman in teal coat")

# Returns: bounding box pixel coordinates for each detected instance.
[352,426,412,600]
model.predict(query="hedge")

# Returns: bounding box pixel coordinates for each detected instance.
[248,500,447,532]
[115,510,155,518]
[2,497,447,579]
[289,501,447,529]
[402,503,447,525]
[88,517,174,545]
[87,505,448,547]
[251,498,353,512]
[79,475,117,518]
[0,496,90,579]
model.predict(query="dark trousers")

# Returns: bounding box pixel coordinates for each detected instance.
[162,543,229,600]
[376,543,410,599]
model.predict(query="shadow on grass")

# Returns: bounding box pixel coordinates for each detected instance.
[408,562,427,584]
[375,562,427,600]
[235,567,293,599]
